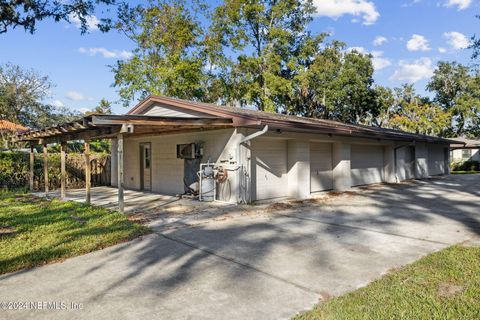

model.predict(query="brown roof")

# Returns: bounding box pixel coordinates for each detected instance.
[450,137,480,149]
[0,120,27,133]
[129,95,455,144]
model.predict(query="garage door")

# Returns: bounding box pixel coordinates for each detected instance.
[404,146,415,179]
[428,145,445,176]
[396,146,415,181]
[252,139,288,200]
[310,142,333,192]
[351,145,384,186]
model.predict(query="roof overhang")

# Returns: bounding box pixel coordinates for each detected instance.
[13,114,233,144]
[127,96,456,145]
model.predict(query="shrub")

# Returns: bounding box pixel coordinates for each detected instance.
[451,160,479,172]
[0,151,110,191]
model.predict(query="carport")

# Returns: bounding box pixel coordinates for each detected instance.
[13,114,232,212]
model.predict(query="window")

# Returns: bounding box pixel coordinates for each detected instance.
[462,149,472,159]
[144,147,151,169]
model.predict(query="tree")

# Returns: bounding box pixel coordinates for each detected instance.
[288,42,378,124]
[112,0,209,107]
[378,84,452,137]
[427,61,480,136]
[0,63,80,129]
[209,0,316,112]
[87,98,112,114]
[0,0,118,34]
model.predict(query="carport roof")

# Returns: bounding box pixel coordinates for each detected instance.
[13,114,233,144]
[129,95,457,144]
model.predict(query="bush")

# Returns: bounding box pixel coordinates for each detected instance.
[451,160,480,172]
[0,151,110,191]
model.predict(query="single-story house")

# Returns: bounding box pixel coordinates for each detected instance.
[450,137,480,163]
[14,96,455,211]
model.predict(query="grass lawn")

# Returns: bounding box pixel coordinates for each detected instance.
[451,170,480,174]
[294,244,480,320]
[0,192,150,275]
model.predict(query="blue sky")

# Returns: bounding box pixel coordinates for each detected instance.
[0,0,478,114]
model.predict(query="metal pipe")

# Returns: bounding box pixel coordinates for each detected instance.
[240,125,269,144]
[236,125,269,203]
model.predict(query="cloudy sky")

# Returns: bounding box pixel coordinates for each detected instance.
[0,0,478,114]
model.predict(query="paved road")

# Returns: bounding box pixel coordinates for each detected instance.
[1,175,479,319]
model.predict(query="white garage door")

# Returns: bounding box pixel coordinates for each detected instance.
[310,142,333,192]
[428,145,445,176]
[404,146,415,180]
[351,145,384,186]
[252,139,288,200]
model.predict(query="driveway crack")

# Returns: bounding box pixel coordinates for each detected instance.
[155,231,322,296]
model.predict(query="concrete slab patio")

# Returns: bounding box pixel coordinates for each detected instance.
[1,175,479,320]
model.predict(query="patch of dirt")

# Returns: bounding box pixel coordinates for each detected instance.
[460,236,480,247]
[437,282,464,298]
[127,212,150,224]
[0,225,16,237]
[266,202,293,213]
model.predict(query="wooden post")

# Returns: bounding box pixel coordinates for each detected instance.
[84,141,91,204]
[117,133,124,213]
[60,142,66,199]
[29,143,34,192]
[43,144,49,196]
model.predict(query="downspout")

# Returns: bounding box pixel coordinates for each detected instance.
[236,125,269,203]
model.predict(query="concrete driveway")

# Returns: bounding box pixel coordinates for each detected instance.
[1,175,479,320]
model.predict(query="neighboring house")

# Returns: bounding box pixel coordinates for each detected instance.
[14,96,454,207]
[450,137,480,163]
[0,119,27,149]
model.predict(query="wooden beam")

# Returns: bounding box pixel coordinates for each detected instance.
[84,142,91,204]
[117,133,124,213]
[43,144,49,196]
[29,143,34,192]
[60,142,66,199]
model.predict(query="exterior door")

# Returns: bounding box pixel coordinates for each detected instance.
[140,143,152,191]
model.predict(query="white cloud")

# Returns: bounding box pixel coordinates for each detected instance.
[347,47,392,71]
[79,108,91,114]
[347,46,367,54]
[443,31,470,50]
[78,47,133,59]
[390,58,434,83]
[371,51,392,70]
[373,36,388,46]
[313,0,380,25]
[444,0,472,10]
[69,14,99,31]
[66,91,88,101]
[406,34,430,51]
[51,99,64,108]
[438,47,447,53]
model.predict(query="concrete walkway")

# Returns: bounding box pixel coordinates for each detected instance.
[1,175,479,319]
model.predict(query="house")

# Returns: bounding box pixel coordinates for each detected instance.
[0,119,27,149]
[14,96,454,211]
[450,137,480,163]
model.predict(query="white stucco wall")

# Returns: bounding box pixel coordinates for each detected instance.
[118,128,242,202]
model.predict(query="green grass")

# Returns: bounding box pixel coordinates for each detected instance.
[294,245,480,320]
[0,191,150,275]
[451,170,480,174]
